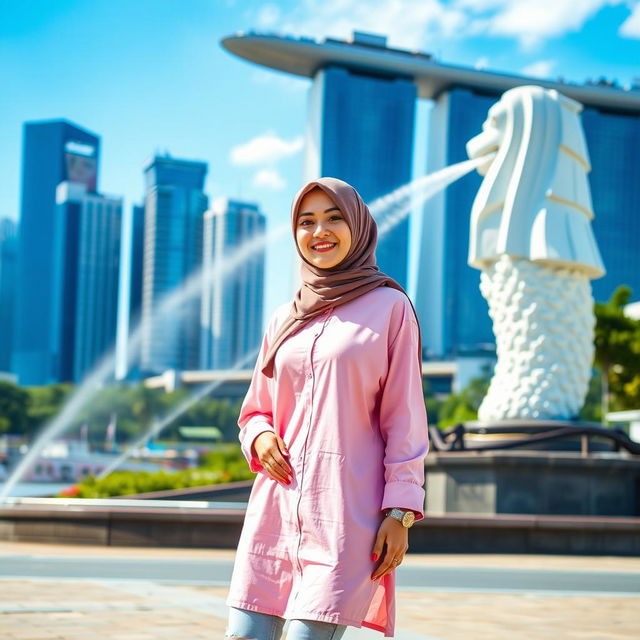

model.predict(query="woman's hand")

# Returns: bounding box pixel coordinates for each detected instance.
[370,515,409,580]
[252,431,293,485]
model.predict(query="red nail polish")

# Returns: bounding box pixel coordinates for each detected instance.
[371,553,378,562]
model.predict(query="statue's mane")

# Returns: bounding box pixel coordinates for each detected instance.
[468,85,604,278]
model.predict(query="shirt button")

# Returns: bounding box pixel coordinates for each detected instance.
[307,372,312,379]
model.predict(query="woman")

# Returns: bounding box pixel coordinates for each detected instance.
[225,177,429,639]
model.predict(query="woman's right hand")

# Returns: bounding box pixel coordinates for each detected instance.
[252,431,293,484]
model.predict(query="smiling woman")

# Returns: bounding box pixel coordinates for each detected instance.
[295,187,352,269]
[225,176,429,640]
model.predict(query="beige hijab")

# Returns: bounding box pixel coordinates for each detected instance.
[260,177,422,378]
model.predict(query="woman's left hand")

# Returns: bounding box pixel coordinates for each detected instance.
[370,515,409,580]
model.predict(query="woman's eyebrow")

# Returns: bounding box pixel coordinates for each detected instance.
[298,206,341,217]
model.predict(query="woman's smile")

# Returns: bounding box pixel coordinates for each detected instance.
[312,241,338,253]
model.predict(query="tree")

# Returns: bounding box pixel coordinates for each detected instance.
[437,364,492,429]
[578,367,602,423]
[24,383,74,437]
[0,381,30,435]
[593,286,640,417]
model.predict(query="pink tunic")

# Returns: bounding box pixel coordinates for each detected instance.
[225,286,430,637]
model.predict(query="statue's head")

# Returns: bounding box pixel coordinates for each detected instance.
[466,85,604,279]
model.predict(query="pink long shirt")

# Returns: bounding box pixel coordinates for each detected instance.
[225,286,430,637]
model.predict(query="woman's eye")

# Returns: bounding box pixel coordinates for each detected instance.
[299,216,341,226]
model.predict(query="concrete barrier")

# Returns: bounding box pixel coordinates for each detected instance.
[1,498,638,555]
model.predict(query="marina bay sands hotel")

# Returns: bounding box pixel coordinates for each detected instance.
[221,30,640,362]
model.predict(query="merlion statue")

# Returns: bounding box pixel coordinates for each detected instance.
[466,85,606,421]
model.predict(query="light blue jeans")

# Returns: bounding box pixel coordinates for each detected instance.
[225,606,348,640]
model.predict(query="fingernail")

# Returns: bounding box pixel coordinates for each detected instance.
[371,553,378,562]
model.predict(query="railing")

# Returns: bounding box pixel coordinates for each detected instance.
[428,421,640,456]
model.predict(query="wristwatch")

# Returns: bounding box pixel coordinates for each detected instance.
[385,508,415,528]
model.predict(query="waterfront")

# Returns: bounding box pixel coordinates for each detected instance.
[0,482,70,498]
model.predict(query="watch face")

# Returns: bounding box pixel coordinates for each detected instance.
[402,511,415,527]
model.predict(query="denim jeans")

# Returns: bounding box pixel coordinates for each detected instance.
[225,606,348,640]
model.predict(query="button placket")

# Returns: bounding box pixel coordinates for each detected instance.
[292,311,330,595]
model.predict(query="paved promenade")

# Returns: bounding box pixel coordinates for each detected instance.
[1,542,639,640]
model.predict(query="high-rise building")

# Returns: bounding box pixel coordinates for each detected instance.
[51,182,122,383]
[0,218,17,373]
[13,119,100,385]
[115,203,145,381]
[200,198,266,370]
[140,154,208,375]
[222,31,640,362]
[303,55,416,288]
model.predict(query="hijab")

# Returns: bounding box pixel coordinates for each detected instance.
[260,176,422,378]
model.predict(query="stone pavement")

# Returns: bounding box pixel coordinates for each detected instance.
[1,542,639,640]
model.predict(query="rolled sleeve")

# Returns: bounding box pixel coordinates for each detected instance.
[237,319,277,473]
[378,302,429,521]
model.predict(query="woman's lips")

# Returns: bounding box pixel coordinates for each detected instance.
[312,242,337,253]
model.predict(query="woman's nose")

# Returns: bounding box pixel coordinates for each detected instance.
[313,226,329,237]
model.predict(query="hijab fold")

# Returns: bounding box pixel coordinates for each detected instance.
[261,177,422,378]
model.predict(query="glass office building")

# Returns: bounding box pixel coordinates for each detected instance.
[200,199,266,370]
[13,120,100,385]
[582,107,640,303]
[52,182,122,383]
[114,203,145,381]
[416,88,498,358]
[302,61,416,289]
[0,218,17,373]
[140,154,208,374]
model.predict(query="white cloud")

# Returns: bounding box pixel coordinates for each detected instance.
[474,56,490,69]
[521,59,556,78]
[253,168,287,190]
[264,0,467,51]
[230,132,304,166]
[619,1,640,37]
[256,3,282,29]
[248,0,627,54]
[481,0,624,51]
[455,0,509,9]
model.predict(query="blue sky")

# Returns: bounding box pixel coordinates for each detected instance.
[1,0,639,322]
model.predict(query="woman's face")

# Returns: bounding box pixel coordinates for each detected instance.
[296,188,352,269]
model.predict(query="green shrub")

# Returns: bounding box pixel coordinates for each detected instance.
[55,443,254,498]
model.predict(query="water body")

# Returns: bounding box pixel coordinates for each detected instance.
[0,482,69,498]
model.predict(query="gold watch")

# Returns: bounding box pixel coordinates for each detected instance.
[385,508,415,528]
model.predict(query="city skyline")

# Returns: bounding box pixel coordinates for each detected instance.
[2,1,639,325]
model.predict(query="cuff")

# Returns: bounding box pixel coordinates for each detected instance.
[240,420,275,473]
[381,481,425,521]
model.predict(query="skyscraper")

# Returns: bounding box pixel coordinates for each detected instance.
[51,182,122,383]
[200,198,266,370]
[115,203,145,381]
[223,30,640,362]
[303,56,416,288]
[140,154,208,374]
[0,218,17,373]
[13,119,100,385]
